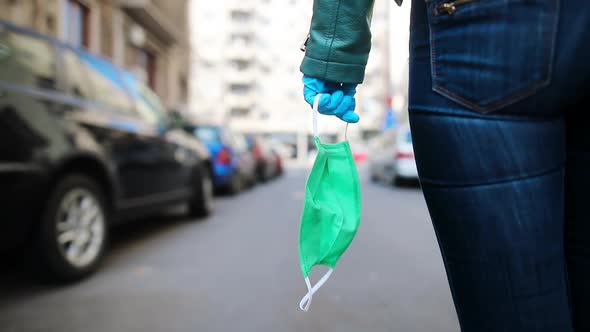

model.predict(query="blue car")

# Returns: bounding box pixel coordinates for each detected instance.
[185,125,256,194]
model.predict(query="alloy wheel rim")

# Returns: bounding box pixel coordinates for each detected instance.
[55,188,105,268]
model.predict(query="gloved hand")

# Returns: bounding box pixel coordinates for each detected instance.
[303,75,359,123]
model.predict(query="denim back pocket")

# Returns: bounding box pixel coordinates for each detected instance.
[427,0,559,113]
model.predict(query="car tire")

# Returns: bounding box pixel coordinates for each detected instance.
[189,165,215,218]
[259,164,269,183]
[35,174,108,282]
[227,173,242,195]
[265,165,273,182]
[370,174,379,183]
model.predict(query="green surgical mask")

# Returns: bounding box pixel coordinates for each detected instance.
[298,95,362,311]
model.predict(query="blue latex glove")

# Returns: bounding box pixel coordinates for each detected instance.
[303,76,359,123]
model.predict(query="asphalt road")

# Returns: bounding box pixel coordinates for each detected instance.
[0,167,460,332]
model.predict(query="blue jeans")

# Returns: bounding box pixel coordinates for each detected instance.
[408,0,590,331]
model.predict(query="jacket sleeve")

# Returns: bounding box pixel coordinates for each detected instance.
[300,0,375,84]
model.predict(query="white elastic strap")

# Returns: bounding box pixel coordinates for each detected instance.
[299,268,334,312]
[312,94,322,137]
[345,123,349,141]
[312,94,350,141]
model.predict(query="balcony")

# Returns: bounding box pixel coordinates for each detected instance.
[226,72,256,85]
[225,44,255,61]
[119,0,186,46]
[223,60,256,84]
[230,1,256,12]
[229,23,255,36]
[224,93,256,109]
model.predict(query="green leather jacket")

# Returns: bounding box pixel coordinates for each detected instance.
[300,0,402,84]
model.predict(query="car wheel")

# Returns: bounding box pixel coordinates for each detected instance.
[36,174,108,282]
[189,166,215,218]
[265,165,274,182]
[259,164,269,183]
[370,173,379,183]
[227,173,242,195]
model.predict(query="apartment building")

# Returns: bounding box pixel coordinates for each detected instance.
[388,0,411,126]
[0,0,189,112]
[189,0,392,137]
[188,0,257,125]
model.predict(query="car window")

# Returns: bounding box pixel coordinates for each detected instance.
[220,130,234,145]
[195,127,221,143]
[122,72,167,127]
[403,131,412,143]
[0,29,57,90]
[138,84,166,122]
[61,48,93,99]
[77,51,133,113]
[232,134,248,152]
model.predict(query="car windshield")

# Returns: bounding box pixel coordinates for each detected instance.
[195,127,221,143]
[121,72,167,126]
[138,84,166,119]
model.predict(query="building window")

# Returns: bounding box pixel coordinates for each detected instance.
[230,59,250,71]
[65,0,90,48]
[230,10,252,22]
[229,83,251,95]
[179,75,188,102]
[230,107,250,117]
[137,48,156,89]
[99,2,113,58]
[230,33,251,46]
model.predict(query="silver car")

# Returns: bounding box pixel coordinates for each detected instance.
[369,126,418,186]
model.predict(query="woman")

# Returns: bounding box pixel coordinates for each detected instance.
[300,0,590,330]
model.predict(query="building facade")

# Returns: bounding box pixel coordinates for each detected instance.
[388,0,411,126]
[188,0,393,162]
[0,0,189,112]
[189,0,258,125]
[189,0,392,136]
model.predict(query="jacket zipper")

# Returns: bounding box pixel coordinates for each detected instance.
[437,0,478,15]
[300,33,310,52]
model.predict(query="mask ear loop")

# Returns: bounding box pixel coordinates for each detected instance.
[312,94,321,138]
[345,123,349,141]
[299,268,334,312]
[313,94,350,142]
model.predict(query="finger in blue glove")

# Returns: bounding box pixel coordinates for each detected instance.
[303,84,329,108]
[302,75,360,123]
[341,110,360,123]
[336,96,359,123]
[303,76,337,108]
[333,95,354,117]
[323,90,344,114]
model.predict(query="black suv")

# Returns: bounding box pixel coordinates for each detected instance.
[0,21,214,281]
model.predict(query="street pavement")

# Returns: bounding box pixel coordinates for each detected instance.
[0,167,460,332]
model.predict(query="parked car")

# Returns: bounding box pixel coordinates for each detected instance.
[267,138,292,161]
[232,132,258,186]
[270,146,284,177]
[369,126,418,186]
[350,141,370,164]
[0,21,214,281]
[186,125,256,194]
[121,72,215,216]
[245,135,280,181]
